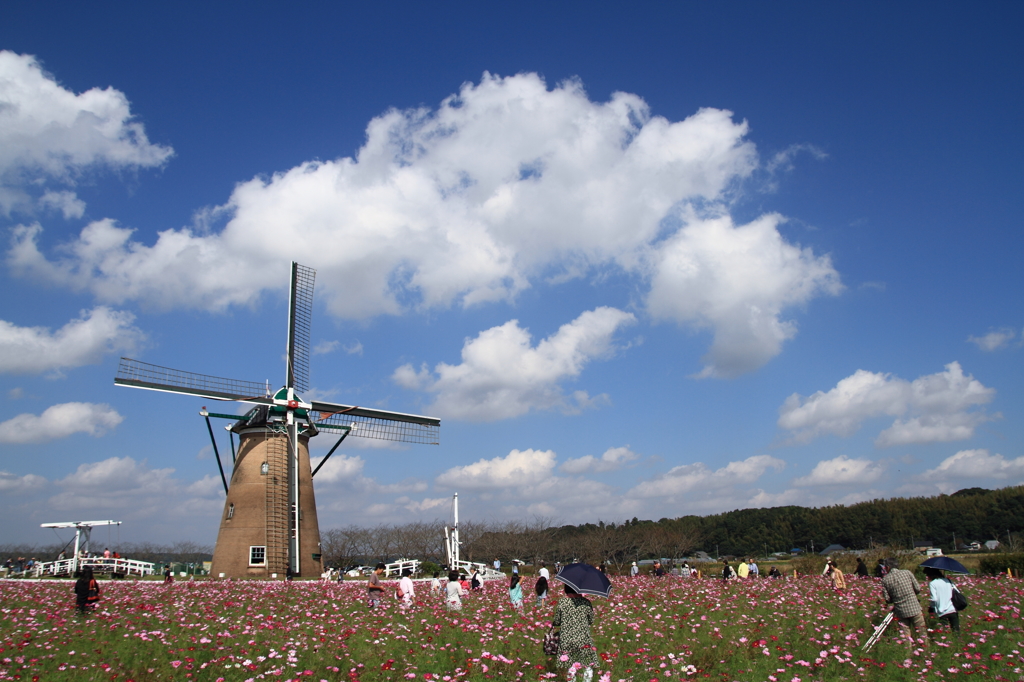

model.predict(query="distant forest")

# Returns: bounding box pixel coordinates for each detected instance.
[318,486,1024,570]
[542,485,1024,561]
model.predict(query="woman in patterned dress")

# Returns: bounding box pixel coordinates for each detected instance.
[552,585,598,680]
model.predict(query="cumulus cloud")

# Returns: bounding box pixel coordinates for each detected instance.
[0,402,123,443]
[778,362,995,446]
[0,306,144,374]
[628,454,784,498]
[435,448,557,489]
[49,456,224,517]
[0,470,47,494]
[309,453,365,483]
[8,72,837,375]
[395,307,635,421]
[0,51,172,215]
[646,211,841,377]
[921,449,1024,483]
[792,455,885,487]
[561,446,640,474]
[968,328,1017,351]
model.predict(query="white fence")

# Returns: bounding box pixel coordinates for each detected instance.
[384,558,421,577]
[32,557,156,578]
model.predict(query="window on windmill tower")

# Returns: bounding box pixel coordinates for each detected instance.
[261,462,269,475]
[227,503,234,519]
[249,546,266,566]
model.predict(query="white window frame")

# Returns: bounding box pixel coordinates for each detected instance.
[249,546,266,566]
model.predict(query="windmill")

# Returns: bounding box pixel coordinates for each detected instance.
[114,262,440,578]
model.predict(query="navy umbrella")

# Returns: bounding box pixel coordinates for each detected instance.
[553,563,613,598]
[920,556,970,574]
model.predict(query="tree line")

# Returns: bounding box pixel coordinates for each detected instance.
[320,486,1023,568]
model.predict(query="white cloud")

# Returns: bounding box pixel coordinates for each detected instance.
[395,307,635,421]
[397,496,450,513]
[39,190,85,219]
[344,341,364,356]
[561,446,640,474]
[309,453,365,483]
[967,328,1017,351]
[8,72,836,375]
[0,51,172,214]
[0,306,144,374]
[435,448,557,489]
[0,470,47,494]
[792,455,885,487]
[778,362,995,446]
[646,211,841,377]
[0,402,123,443]
[628,454,784,498]
[49,456,223,518]
[312,340,340,355]
[921,449,1024,483]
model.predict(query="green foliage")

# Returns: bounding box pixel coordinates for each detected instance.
[569,485,1024,558]
[979,552,1024,575]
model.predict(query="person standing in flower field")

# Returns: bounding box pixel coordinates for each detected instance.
[445,570,464,610]
[855,558,869,578]
[367,563,386,608]
[924,567,960,634]
[552,584,599,682]
[509,574,524,610]
[748,559,759,578]
[881,564,927,645]
[737,559,749,579]
[398,569,415,608]
[73,567,100,614]
[430,571,442,596]
[535,574,549,607]
[630,561,638,577]
[826,559,846,592]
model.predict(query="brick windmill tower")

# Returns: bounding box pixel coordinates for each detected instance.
[114,263,439,578]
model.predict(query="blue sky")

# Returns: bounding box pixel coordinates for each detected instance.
[1,2,1022,547]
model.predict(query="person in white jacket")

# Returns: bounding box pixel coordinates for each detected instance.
[445,571,465,610]
[924,567,960,633]
[398,570,415,607]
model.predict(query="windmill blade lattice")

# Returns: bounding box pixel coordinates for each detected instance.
[312,405,439,445]
[115,358,270,402]
[287,263,316,393]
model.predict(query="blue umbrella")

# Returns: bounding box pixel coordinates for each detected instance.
[920,556,970,574]
[553,563,613,598]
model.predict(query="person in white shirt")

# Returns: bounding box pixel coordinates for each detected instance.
[430,572,441,596]
[445,571,464,610]
[925,567,960,633]
[630,562,639,577]
[748,560,759,578]
[493,558,501,571]
[398,570,415,607]
[539,564,550,580]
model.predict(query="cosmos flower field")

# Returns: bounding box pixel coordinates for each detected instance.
[1,575,1022,682]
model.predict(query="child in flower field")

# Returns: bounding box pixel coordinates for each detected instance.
[552,584,598,681]
[535,574,549,607]
[509,574,523,610]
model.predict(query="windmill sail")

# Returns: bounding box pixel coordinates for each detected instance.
[286,262,315,393]
[115,357,270,403]
[116,358,440,444]
[311,400,439,444]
